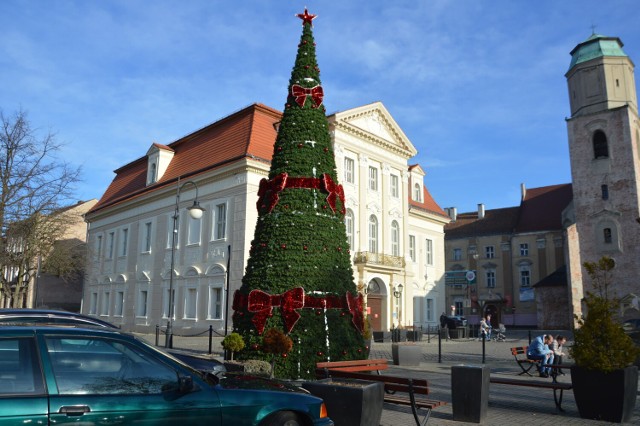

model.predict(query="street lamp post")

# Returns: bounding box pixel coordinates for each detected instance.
[393,283,404,326]
[166,178,205,348]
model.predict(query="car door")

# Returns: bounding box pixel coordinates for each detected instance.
[0,334,48,426]
[41,332,221,426]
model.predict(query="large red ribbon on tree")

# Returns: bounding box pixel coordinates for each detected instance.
[257,172,345,215]
[291,84,324,108]
[248,287,305,334]
[234,289,365,335]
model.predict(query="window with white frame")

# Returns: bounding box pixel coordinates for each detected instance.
[108,232,115,259]
[519,243,528,256]
[214,203,227,240]
[344,157,355,183]
[368,215,378,253]
[453,248,462,261]
[187,215,202,245]
[414,183,421,201]
[96,235,102,258]
[345,209,354,249]
[485,245,495,259]
[426,298,434,322]
[426,238,433,265]
[143,222,152,253]
[368,166,378,191]
[166,216,176,249]
[486,270,496,288]
[391,221,400,256]
[102,292,110,316]
[136,290,148,317]
[89,293,98,314]
[120,228,128,256]
[209,287,223,320]
[390,174,399,198]
[184,288,198,319]
[409,235,416,262]
[114,291,124,316]
[520,266,531,287]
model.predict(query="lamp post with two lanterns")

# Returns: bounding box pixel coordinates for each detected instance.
[165,178,205,348]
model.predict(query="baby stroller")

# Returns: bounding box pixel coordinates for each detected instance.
[493,323,507,342]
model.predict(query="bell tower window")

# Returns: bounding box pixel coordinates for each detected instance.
[593,130,609,159]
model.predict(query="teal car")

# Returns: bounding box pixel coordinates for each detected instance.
[0,326,332,426]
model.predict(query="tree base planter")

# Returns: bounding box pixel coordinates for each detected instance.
[392,342,422,366]
[571,365,638,423]
[302,378,384,426]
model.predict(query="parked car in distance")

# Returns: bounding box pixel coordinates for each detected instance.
[443,315,468,328]
[0,309,226,376]
[0,325,332,426]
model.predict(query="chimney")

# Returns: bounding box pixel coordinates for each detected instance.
[478,203,485,219]
[446,207,457,221]
[521,183,526,201]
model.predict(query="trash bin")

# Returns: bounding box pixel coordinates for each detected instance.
[451,365,489,423]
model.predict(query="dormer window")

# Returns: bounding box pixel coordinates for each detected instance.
[148,163,157,184]
[413,183,422,202]
[146,143,175,186]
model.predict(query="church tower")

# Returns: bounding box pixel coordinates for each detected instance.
[565,33,640,320]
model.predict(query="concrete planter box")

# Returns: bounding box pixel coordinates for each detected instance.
[391,343,421,366]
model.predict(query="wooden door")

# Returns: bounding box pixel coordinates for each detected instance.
[367,296,382,331]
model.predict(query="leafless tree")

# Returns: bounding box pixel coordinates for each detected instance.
[0,108,82,307]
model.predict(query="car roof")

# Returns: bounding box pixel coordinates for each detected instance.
[0,308,118,328]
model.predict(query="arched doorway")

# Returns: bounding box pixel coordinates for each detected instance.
[484,304,499,328]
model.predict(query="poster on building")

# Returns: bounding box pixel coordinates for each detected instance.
[519,287,534,302]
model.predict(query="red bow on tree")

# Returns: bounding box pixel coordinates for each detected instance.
[248,287,305,334]
[291,84,324,108]
[322,174,345,214]
[257,173,288,213]
[346,291,365,333]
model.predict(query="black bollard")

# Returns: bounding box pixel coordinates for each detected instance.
[438,327,442,363]
[208,325,213,354]
[482,335,486,364]
[155,324,159,346]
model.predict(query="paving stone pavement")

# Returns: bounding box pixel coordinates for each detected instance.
[138,329,640,425]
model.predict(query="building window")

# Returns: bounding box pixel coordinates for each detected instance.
[344,157,355,183]
[114,291,124,316]
[454,300,464,316]
[453,248,462,261]
[368,166,378,191]
[209,287,223,320]
[485,246,495,259]
[604,227,612,244]
[391,221,400,256]
[214,203,227,240]
[143,222,152,253]
[486,271,496,288]
[102,292,110,316]
[601,184,609,200]
[184,288,198,319]
[368,215,378,253]
[96,235,103,258]
[187,215,202,245]
[166,217,176,249]
[108,232,115,259]
[390,174,399,198]
[519,243,528,256]
[520,267,531,287]
[426,238,433,265]
[414,183,421,202]
[409,235,416,262]
[149,162,157,184]
[593,130,609,159]
[426,298,434,322]
[137,290,148,317]
[120,228,128,256]
[345,209,354,249]
[89,293,98,314]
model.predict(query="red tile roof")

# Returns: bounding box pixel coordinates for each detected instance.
[515,184,573,233]
[445,207,520,238]
[90,103,282,214]
[409,186,448,218]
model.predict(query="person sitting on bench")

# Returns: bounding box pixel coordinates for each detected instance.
[527,334,554,377]
[551,335,567,375]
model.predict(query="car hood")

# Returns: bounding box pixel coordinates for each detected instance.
[218,373,308,394]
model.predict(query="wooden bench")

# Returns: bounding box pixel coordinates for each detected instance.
[490,375,573,412]
[510,346,542,376]
[316,359,445,426]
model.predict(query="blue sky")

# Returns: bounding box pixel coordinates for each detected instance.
[1,1,639,213]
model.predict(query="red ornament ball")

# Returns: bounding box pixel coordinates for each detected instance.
[281,244,287,249]
[317,351,323,356]
[252,344,259,350]
[357,349,362,353]
[324,148,329,152]
[298,143,303,148]
[316,309,322,315]
[303,245,308,250]
[282,353,288,358]
[340,311,346,317]
[342,350,348,355]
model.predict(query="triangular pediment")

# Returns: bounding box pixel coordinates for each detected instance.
[329,102,417,158]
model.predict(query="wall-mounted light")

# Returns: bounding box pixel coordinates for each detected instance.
[393,283,404,299]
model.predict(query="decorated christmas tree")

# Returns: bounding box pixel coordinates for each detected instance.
[232,9,366,379]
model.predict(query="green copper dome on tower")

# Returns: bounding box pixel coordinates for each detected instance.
[568,33,629,71]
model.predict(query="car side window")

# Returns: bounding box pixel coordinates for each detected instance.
[0,337,45,395]
[46,336,178,395]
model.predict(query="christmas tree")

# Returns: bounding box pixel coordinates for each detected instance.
[232,9,366,379]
